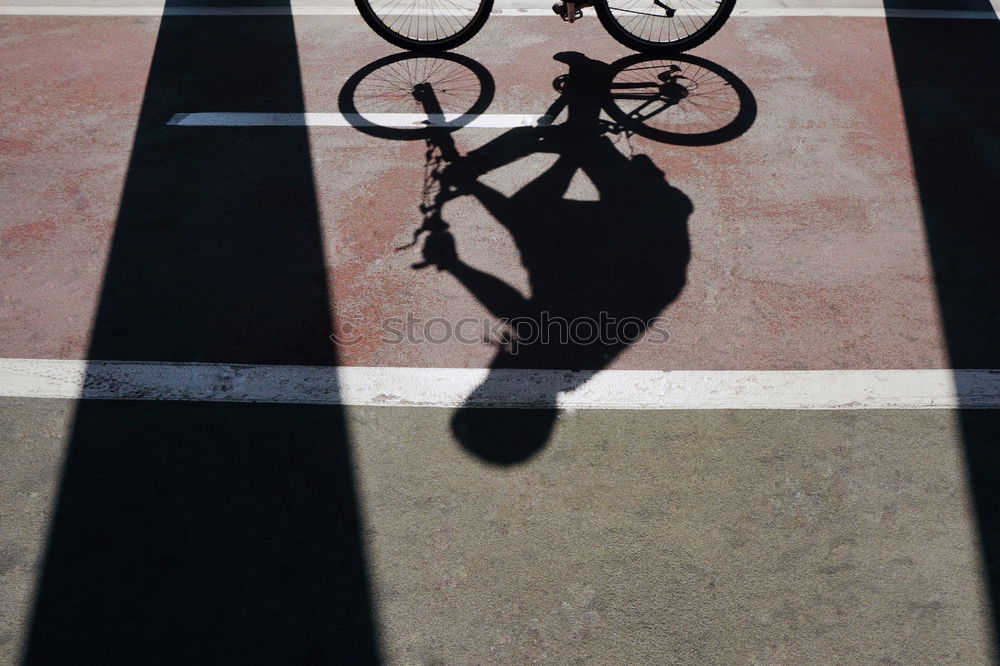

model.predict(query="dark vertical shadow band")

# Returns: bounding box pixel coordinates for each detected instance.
[24,3,380,663]
[883,2,1000,644]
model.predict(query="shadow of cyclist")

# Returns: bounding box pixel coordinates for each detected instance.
[419,52,693,464]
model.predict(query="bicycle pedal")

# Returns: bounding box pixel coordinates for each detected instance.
[552,2,582,20]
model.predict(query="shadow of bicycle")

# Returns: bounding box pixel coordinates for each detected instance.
[339,51,756,464]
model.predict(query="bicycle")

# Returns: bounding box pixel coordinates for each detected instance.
[355,0,736,54]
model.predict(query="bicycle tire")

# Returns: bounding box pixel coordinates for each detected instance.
[355,0,494,52]
[338,52,496,140]
[594,0,736,54]
[603,53,755,145]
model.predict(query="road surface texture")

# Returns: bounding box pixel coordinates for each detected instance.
[1,0,999,663]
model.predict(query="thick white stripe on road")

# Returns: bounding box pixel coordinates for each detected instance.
[168,112,544,128]
[1,5,997,18]
[2,359,999,409]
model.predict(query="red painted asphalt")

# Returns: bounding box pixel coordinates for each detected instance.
[0,14,951,370]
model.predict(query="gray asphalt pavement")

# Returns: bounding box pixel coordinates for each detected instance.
[2,398,996,663]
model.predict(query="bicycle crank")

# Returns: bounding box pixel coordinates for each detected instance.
[552,1,583,22]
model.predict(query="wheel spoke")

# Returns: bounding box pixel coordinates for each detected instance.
[607,0,729,47]
[363,0,485,43]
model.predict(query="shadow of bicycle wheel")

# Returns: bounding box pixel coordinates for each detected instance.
[604,52,757,146]
[337,52,496,141]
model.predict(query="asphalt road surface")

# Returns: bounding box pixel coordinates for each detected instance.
[1,1,999,663]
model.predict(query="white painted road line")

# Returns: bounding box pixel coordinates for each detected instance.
[1,5,997,17]
[168,112,545,128]
[2,359,999,409]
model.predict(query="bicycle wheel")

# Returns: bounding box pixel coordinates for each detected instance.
[594,0,735,54]
[355,0,494,52]
[338,52,495,140]
[603,53,755,145]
